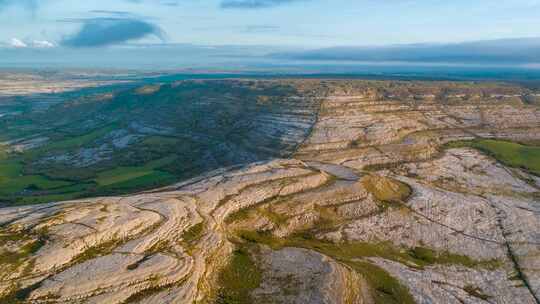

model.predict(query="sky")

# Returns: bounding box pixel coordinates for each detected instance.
[1,0,540,48]
[0,0,540,70]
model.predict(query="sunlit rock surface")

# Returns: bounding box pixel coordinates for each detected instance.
[1,80,540,303]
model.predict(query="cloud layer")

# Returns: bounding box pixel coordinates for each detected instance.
[0,0,30,8]
[273,38,540,64]
[9,38,27,48]
[0,0,40,11]
[61,18,164,47]
[6,38,55,48]
[220,0,304,9]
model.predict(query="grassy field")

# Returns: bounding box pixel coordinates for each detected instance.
[0,126,181,205]
[0,145,8,160]
[0,80,305,206]
[45,125,118,151]
[94,156,177,190]
[94,156,176,186]
[448,139,540,176]
[0,159,73,195]
[95,168,156,186]
[0,150,92,205]
[0,153,178,205]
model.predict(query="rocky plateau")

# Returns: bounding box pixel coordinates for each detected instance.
[1,79,540,304]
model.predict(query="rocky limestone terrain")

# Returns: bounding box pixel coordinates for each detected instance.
[1,79,540,304]
[0,79,322,205]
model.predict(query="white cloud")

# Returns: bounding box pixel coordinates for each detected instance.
[32,40,55,48]
[4,38,56,49]
[9,38,27,48]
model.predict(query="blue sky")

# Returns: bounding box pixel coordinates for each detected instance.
[1,0,540,48]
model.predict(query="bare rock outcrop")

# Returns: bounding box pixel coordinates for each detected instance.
[1,80,540,303]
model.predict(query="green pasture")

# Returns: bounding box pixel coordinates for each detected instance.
[448,139,540,175]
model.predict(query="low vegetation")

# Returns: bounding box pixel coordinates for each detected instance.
[0,80,310,206]
[94,156,176,187]
[236,230,415,304]
[220,176,500,304]
[0,229,48,273]
[0,281,44,304]
[70,237,123,265]
[237,230,500,271]
[215,246,262,304]
[181,222,205,246]
[448,139,540,176]
[361,174,412,205]
[231,228,503,304]
[463,284,490,300]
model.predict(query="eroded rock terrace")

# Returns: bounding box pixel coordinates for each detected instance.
[1,80,540,304]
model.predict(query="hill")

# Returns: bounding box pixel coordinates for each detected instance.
[0,79,540,303]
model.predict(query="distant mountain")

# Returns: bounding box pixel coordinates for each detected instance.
[271,37,540,64]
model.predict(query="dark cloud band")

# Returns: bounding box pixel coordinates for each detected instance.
[61,18,164,47]
[272,38,540,64]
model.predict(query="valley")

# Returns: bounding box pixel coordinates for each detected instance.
[0,79,318,205]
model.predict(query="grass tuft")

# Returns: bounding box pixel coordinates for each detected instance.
[182,222,205,245]
[215,247,262,304]
[361,174,412,205]
[463,285,490,300]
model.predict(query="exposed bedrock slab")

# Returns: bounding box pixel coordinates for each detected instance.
[1,80,540,303]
